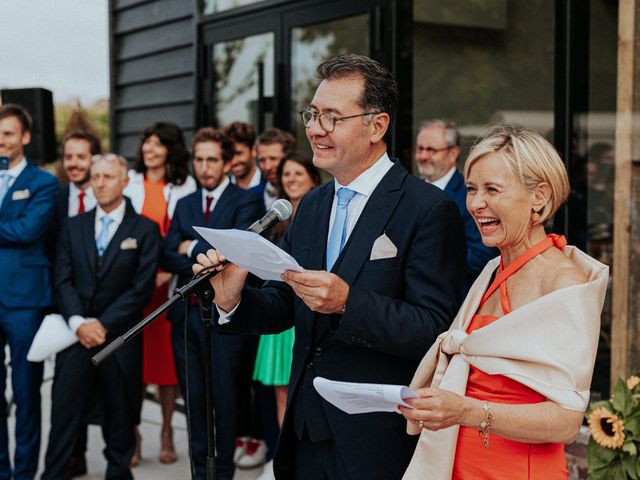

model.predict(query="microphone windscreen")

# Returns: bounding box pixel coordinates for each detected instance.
[272,199,293,221]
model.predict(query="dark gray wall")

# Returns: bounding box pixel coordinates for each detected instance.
[109,0,196,157]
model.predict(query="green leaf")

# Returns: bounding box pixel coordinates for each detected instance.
[623,442,638,456]
[613,377,633,416]
[626,415,640,438]
[588,437,619,469]
[623,453,639,479]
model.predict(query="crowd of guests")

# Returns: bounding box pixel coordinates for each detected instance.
[0,52,609,480]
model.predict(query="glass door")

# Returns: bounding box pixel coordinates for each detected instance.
[199,1,376,137]
[201,14,279,130]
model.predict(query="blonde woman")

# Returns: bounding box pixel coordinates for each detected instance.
[401,125,608,480]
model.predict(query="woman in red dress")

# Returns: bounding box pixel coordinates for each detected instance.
[125,122,196,464]
[401,125,608,479]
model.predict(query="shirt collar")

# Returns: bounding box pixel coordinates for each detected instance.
[69,182,94,198]
[96,197,126,224]
[428,166,457,190]
[333,152,394,197]
[202,175,230,201]
[4,157,27,178]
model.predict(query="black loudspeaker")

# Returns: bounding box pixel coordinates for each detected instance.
[1,88,56,164]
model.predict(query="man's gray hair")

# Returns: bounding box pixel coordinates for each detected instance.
[419,119,461,148]
[91,153,129,180]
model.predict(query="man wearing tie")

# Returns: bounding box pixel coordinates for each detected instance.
[0,103,58,480]
[43,154,159,480]
[56,130,101,217]
[162,127,263,480]
[195,54,467,479]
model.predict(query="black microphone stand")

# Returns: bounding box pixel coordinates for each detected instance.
[92,263,225,480]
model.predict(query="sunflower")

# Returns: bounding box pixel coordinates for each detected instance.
[627,375,640,390]
[588,407,625,449]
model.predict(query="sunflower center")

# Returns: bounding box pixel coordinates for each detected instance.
[600,418,615,436]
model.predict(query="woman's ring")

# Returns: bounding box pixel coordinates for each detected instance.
[419,420,425,429]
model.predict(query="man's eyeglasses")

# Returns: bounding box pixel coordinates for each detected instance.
[298,109,379,133]
[415,146,451,155]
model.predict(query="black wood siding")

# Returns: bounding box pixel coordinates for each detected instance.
[109,0,196,157]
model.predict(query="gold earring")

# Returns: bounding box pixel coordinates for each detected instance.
[531,210,541,223]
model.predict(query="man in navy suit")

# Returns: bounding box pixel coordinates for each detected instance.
[50,130,102,477]
[251,128,295,210]
[0,104,58,480]
[415,119,498,290]
[162,127,264,480]
[43,154,159,480]
[196,54,467,479]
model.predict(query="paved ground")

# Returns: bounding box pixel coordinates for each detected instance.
[22,359,264,479]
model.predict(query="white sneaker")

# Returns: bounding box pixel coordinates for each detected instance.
[233,436,248,464]
[256,460,275,480]
[235,439,267,469]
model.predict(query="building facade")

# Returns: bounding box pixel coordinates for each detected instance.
[109,0,633,402]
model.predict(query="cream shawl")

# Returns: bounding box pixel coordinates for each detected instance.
[403,246,609,480]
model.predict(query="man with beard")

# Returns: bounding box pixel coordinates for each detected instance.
[50,130,102,477]
[224,121,262,190]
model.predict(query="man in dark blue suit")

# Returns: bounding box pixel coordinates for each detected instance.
[43,154,159,480]
[50,130,102,478]
[0,104,58,480]
[162,127,264,480]
[415,119,498,290]
[195,54,467,479]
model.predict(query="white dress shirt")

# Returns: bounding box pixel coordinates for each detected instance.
[217,152,394,323]
[68,183,96,217]
[2,157,27,188]
[69,198,127,333]
[231,168,262,190]
[187,176,231,258]
[427,166,456,191]
[328,153,394,246]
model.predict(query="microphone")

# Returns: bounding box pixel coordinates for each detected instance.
[247,199,293,235]
[91,198,293,366]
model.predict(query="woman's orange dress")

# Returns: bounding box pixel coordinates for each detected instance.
[141,178,178,385]
[452,235,569,480]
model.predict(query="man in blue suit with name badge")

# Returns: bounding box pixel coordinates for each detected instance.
[0,103,59,479]
[195,55,467,480]
[415,119,498,291]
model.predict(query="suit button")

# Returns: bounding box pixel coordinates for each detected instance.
[351,336,357,343]
[367,343,373,349]
[314,347,323,357]
[305,346,310,352]
[307,361,314,368]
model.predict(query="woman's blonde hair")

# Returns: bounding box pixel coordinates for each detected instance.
[464,124,570,224]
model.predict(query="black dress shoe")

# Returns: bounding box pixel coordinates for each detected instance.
[67,455,88,478]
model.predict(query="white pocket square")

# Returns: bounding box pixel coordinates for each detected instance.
[12,189,30,201]
[120,237,138,250]
[369,233,397,260]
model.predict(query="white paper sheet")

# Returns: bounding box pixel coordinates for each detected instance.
[313,376,417,414]
[192,227,303,281]
[27,314,78,362]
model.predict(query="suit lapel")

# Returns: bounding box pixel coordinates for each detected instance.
[307,183,334,271]
[334,162,406,284]
[1,163,32,212]
[98,203,136,276]
[208,185,234,228]
[82,209,98,273]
